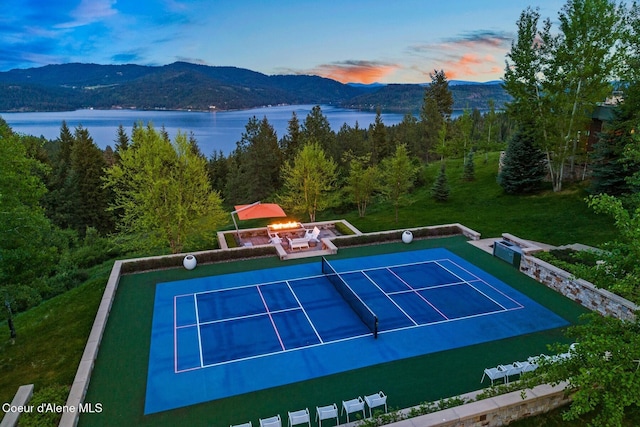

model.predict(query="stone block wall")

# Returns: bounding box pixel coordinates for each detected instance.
[519,255,637,321]
[377,382,570,427]
[500,232,638,322]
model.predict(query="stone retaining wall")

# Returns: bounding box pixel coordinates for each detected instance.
[500,233,638,321]
[351,382,570,427]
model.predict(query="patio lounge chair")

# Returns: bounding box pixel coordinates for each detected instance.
[305,226,321,242]
[287,408,310,427]
[269,232,282,244]
[481,365,509,385]
[341,397,365,422]
[315,404,338,426]
[287,236,309,250]
[259,415,281,427]
[364,391,387,417]
[231,423,252,427]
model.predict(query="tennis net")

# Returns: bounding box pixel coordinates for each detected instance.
[321,257,378,338]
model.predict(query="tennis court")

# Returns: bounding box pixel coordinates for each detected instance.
[144,247,568,414]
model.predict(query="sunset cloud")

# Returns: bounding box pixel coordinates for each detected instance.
[309,60,399,84]
[409,29,512,81]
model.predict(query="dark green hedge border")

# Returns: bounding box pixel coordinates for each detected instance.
[120,246,277,274]
[334,225,460,247]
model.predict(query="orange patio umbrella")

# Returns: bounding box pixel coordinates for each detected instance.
[231,201,287,241]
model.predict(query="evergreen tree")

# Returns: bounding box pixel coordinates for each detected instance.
[43,121,75,228]
[431,163,450,202]
[207,150,229,194]
[279,112,302,164]
[368,109,389,164]
[462,150,475,181]
[67,126,113,235]
[498,126,547,194]
[589,118,638,196]
[301,106,337,161]
[113,124,129,164]
[225,116,282,204]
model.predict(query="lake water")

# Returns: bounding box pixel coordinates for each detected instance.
[1,105,407,156]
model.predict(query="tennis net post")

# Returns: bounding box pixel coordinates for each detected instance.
[321,257,378,338]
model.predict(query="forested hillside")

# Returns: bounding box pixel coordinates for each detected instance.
[0,62,508,112]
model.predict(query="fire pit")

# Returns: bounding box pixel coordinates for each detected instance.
[267,221,304,232]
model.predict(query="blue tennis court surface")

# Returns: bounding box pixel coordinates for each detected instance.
[144,248,568,414]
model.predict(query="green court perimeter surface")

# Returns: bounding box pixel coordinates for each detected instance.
[80,236,588,427]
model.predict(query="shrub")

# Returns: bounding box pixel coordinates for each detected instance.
[334,221,356,236]
[18,384,70,427]
[120,246,277,274]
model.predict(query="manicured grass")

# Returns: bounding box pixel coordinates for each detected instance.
[324,153,616,247]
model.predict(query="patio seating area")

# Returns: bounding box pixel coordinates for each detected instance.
[218,220,355,260]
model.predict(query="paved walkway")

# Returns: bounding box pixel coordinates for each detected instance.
[468,237,557,254]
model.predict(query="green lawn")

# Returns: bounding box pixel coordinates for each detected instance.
[327,153,616,247]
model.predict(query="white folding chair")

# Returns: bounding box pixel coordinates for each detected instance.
[341,397,365,422]
[481,365,509,385]
[287,408,310,427]
[259,415,282,427]
[315,404,338,426]
[231,423,252,427]
[364,391,387,417]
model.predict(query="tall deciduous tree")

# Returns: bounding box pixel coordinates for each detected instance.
[381,144,417,222]
[104,124,225,253]
[0,119,57,292]
[346,154,380,217]
[279,142,337,222]
[504,1,625,192]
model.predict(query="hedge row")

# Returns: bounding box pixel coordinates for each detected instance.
[334,225,461,247]
[120,246,277,274]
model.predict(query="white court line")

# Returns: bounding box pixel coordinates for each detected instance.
[174,254,527,371]
[256,285,286,351]
[386,280,468,295]
[285,280,324,344]
[194,293,204,369]
[387,268,450,321]
[173,296,178,373]
[361,271,418,326]
[433,260,508,311]
[187,330,372,371]
[435,259,524,309]
[377,305,525,336]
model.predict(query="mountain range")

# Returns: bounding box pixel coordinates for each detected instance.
[0,62,510,113]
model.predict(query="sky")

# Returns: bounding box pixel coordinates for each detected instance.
[1,0,567,84]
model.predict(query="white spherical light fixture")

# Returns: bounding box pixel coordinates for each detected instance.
[402,230,413,244]
[183,254,197,270]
